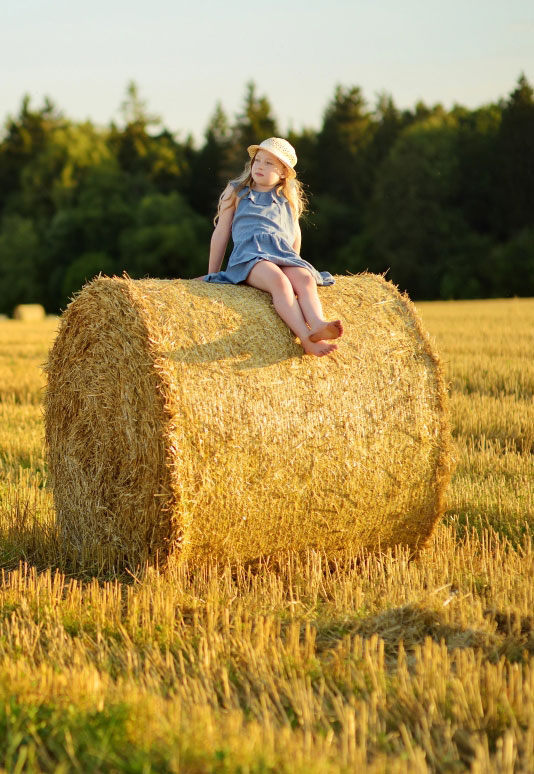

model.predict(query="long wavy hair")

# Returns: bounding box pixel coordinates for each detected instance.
[214,153,308,225]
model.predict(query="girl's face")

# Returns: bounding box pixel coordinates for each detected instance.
[251,150,287,191]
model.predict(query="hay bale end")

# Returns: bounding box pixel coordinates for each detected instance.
[13,304,46,322]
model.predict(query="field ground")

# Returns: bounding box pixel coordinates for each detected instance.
[0,298,533,772]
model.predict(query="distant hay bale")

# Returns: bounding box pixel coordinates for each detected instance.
[13,304,46,322]
[45,274,452,569]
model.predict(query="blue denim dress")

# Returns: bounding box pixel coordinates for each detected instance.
[205,186,334,286]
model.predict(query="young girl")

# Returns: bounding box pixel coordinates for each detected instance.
[204,137,343,357]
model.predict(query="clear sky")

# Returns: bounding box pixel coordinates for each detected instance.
[2,0,533,144]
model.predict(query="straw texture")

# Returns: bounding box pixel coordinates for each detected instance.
[13,304,46,321]
[45,274,451,568]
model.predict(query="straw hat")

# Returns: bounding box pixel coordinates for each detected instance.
[247,137,297,170]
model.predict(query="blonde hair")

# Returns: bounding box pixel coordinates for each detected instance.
[214,153,308,226]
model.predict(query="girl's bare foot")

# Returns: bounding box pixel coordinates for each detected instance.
[301,338,338,357]
[309,320,343,342]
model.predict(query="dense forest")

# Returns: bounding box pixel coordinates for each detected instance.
[0,75,533,313]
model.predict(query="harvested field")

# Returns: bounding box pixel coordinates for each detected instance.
[0,297,533,773]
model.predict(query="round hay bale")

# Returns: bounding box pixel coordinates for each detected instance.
[13,304,46,322]
[45,274,451,568]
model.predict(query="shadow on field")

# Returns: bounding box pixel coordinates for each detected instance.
[312,600,534,665]
[314,603,493,660]
[0,487,132,580]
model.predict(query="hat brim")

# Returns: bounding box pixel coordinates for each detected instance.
[247,144,295,170]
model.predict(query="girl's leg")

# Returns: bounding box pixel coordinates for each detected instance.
[246,261,338,356]
[281,266,343,342]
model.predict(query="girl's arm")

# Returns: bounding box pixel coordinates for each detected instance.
[208,186,236,273]
[293,221,302,255]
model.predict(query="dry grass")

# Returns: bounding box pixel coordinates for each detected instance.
[0,529,533,773]
[0,317,58,404]
[0,296,533,772]
[45,274,451,569]
[417,298,534,544]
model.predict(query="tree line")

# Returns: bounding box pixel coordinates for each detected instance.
[0,75,533,313]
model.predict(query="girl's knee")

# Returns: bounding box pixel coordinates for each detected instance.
[299,270,315,287]
[287,268,315,291]
[271,271,294,295]
[247,262,293,295]
[259,263,291,289]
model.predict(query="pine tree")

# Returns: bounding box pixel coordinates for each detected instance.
[497,73,534,235]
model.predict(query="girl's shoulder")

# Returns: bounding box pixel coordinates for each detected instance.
[222,182,238,198]
[218,183,239,212]
[228,182,251,204]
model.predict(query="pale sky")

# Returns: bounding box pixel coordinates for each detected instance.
[2,0,533,144]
